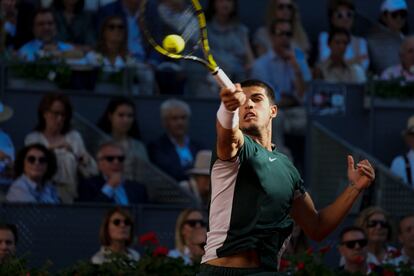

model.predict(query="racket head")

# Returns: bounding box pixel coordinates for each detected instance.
[139,0,218,72]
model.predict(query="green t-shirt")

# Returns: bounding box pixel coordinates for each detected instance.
[202,135,305,270]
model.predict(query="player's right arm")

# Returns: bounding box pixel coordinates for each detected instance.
[216,84,246,161]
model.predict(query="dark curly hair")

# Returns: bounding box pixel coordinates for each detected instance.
[14,144,57,182]
[52,0,84,13]
[97,96,141,140]
[35,93,73,134]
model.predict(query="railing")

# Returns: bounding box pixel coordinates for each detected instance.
[307,122,414,218]
[0,203,191,271]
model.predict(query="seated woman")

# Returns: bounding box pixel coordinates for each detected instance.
[97,97,149,181]
[6,143,59,204]
[84,15,154,95]
[205,0,254,82]
[253,0,310,57]
[354,206,398,265]
[168,208,207,265]
[318,0,369,71]
[91,207,140,264]
[25,93,97,203]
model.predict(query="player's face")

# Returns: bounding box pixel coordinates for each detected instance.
[239,86,277,135]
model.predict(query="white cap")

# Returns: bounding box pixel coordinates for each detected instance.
[381,0,407,12]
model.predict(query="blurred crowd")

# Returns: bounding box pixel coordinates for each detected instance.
[0,0,414,273]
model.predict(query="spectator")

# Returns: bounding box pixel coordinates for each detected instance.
[51,0,96,51]
[367,0,408,74]
[0,102,15,185]
[394,214,414,267]
[78,141,148,205]
[97,0,158,62]
[318,0,369,71]
[205,0,255,82]
[147,99,203,182]
[381,36,414,81]
[315,28,366,83]
[85,15,154,94]
[91,206,140,264]
[355,206,398,265]
[25,93,97,203]
[6,143,59,204]
[337,226,371,274]
[168,208,207,265]
[251,19,311,106]
[18,8,81,62]
[0,223,17,264]
[253,0,310,57]
[97,96,149,180]
[391,115,414,187]
[180,150,212,207]
[0,0,35,50]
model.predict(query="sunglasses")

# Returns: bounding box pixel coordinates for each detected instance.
[26,155,47,165]
[100,155,125,163]
[111,218,132,226]
[390,10,407,19]
[184,219,206,228]
[341,239,368,249]
[275,30,293,38]
[367,220,389,228]
[277,3,293,11]
[334,10,354,19]
[107,24,125,31]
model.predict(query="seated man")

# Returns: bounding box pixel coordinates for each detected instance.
[394,214,414,267]
[147,99,203,182]
[315,28,366,84]
[0,223,17,264]
[381,36,414,81]
[390,115,414,187]
[338,226,372,274]
[18,8,78,62]
[180,150,212,207]
[78,141,148,205]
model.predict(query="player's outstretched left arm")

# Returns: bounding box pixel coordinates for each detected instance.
[290,155,375,241]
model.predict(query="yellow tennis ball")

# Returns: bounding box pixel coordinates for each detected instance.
[162,34,185,54]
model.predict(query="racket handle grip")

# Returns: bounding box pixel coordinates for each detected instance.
[213,68,236,92]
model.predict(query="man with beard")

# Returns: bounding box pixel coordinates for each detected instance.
[199,80,375,275]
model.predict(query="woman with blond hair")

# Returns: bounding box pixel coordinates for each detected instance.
[91,207,139,264]
[354,206,398,265]
[168,208,207,265]
[253,0,310,57]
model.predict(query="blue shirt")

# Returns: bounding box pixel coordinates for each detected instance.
[250,49,311,102]
[123,8,145,62]
[18,39,74,62]
[6,175,60,204]
[170,136,193,168]
[101,180,129,206]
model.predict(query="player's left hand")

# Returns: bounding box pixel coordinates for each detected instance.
[347,155,375,191]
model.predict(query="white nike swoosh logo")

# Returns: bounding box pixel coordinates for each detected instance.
[269,157,277,162]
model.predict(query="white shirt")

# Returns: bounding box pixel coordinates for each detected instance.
[391,149,414,187]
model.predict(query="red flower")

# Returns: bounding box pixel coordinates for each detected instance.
[296,262,305,270]
[368,263,377,271]
[279,258,291,271]
[383,269,396,276]
[152,246,169,257]
[319,245,331,254]
[306,247,313,255]
[353,255,365,264]
[139,231,159,245]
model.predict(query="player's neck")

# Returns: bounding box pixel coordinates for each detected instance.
[249,130,272,151]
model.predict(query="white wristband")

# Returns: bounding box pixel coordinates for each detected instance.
[217,102,239,129]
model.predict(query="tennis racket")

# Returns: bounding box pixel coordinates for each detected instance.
[139,0,236,91]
